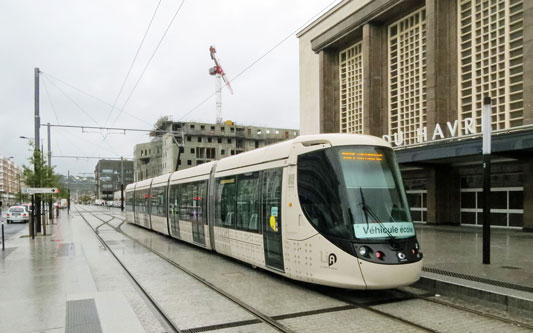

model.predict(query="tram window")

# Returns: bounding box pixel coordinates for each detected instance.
[126,191,134,212]
[236,172,260,232]
[297,150,347,238]
[216,177,236,228]
[168,184,180,234]
[179,183,192,221]
[197,181,207,224]
[150,186,167,217]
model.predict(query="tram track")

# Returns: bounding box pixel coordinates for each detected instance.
[77,206,532,332]
[76,206,294,333]
[75,206,182,333]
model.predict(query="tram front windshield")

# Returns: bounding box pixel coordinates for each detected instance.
[297,145,415,241]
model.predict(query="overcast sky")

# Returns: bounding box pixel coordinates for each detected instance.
[0,0,339,177]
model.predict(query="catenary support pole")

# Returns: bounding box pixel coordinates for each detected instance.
[34,67,41,233]
[48,123,53,221]
[120,157,124,212]
[67,170,71,214]
[30,195,35,239]
[482,97,492,265]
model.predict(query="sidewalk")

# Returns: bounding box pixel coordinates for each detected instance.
[414,223,533,315]
[0,209,159,333]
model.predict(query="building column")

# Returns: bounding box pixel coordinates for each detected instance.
[523,0,533,125]
[523,160,533,232]
[319,50,340,133]
[425,0,458,133]
[362,23,387,136]
[426,165,461,225]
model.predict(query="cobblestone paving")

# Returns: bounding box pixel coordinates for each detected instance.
[373,299,530,332]
[280,308,423,332]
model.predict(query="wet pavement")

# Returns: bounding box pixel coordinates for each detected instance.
[415,223,533,301]
[0,221,27,241]
[0,206,531,332]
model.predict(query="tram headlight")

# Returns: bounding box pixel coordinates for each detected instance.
[415,241,419,250]
[358,246,368,257]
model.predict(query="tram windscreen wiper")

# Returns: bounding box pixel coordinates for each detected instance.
[358,187,397,243]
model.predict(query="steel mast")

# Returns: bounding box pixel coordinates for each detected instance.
[209,46,233,124]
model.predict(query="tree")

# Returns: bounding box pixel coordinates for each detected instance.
[22,143,62,197]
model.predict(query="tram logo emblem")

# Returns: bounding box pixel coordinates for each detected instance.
[328,253,337,266]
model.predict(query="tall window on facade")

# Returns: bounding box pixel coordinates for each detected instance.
[458,0,524,132]
[388,8,427,145]
[339,41,363,133]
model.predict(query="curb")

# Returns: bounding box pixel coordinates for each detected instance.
[413,275,533,317]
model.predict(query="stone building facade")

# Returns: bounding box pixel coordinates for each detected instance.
[298,0,533,230]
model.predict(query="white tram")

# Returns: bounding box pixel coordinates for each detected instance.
[125,134,423,289]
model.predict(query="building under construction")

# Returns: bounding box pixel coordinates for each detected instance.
[133,119,299,181]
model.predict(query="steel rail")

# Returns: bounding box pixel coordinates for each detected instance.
[83,207,533,332]
[74,206,182,333]
[77,206,293,333]
[93,207,434,332]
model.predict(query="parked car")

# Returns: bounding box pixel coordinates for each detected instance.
[6,206,30,223]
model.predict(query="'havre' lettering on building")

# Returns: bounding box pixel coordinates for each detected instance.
[383,118,475,146]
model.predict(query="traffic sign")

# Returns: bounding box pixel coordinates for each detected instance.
[22,187,59,194]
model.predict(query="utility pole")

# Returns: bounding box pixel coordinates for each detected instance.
[34,67,41,233]
[120,156,124,212]
[67,170,71,214]
[48,123,53,221]
[482,97,492,264]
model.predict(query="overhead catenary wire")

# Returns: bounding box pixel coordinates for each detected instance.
[53,155,133,160]
[103,0,163,128]
[41,72,153,126]
[177,0,340,122]
[43,123,182,135]
[45,77,102,126]
[42,76,125,157]
[108,0,186,130]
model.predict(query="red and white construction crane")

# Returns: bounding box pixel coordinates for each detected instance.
[209,46,233,124]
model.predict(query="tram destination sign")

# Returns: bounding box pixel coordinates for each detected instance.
[22,187,59,194]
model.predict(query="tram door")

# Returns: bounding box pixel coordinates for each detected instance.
[262,169,284,271]
[191,181,206,245]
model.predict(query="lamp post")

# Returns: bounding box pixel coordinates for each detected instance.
[482,97,492,265]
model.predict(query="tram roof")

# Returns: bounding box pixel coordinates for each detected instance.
[135,178,153,190]
[152,173,172,186]
[215,133,390,172]
[169,160,216,183]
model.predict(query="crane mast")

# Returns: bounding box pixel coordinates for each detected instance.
[209,46,233,124]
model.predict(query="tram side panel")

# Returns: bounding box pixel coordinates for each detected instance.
[281,146,367,289]
[211,167,285,273]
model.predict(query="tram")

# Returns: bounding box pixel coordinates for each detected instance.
[125,134,423,289]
